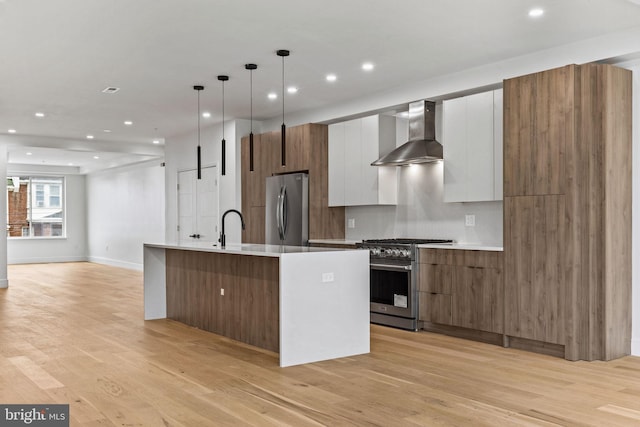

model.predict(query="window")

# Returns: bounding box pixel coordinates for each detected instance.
[7,176,65,238]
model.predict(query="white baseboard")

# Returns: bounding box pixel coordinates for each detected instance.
[8,256,88,265]
[632,338,640,357]
[87,256,143,271]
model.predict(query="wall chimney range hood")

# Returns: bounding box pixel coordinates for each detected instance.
[371,100,443,166]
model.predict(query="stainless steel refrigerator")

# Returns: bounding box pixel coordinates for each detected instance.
[265,173,309,246]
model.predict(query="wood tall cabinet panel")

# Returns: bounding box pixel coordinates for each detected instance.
[240,132,279,243]
[504,195,565,344]
[504,66,573,197]
[503,63,631,361]
[241,123,345,243]
[165,249,280,352]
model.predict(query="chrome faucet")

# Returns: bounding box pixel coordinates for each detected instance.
[219,209,245,247]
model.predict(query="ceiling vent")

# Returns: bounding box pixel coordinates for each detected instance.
[101,87,120,94]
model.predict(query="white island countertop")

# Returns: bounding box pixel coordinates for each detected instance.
[144,241,352,258]
[418,243,503,251]
[308,239,362,245]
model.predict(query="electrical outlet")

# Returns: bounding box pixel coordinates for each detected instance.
[347,218,355,229]
[322,272,335,283]
[465,214,476,227]
[220,288,224,296]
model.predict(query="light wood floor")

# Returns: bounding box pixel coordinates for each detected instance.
[2,263,640,426]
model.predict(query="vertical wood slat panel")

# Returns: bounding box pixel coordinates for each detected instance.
[165,250,280,352]
[602,65,632,359]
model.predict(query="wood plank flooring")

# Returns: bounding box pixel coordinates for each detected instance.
[2,262,640,426]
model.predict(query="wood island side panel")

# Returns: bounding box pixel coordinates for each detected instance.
[165,250,280,353]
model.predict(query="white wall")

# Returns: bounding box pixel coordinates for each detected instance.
[345,164,503,246]
[86,161,165,270]
[7,173,87,264]
[164,119,251,245]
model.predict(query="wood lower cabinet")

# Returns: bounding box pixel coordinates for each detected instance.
[241,123,345,243]
[418,249,503,335]
[419,292,452,325]
[452,266,503,333]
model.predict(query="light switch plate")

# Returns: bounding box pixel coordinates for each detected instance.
[347,218,355,229]
[465,214,476,227]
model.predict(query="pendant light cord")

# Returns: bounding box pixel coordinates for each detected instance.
[250,69,253,132]
[197,90,201,147]
[222,81,225,140]
[281,54,285,125]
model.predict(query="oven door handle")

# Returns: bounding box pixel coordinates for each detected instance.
[370,263,412,271]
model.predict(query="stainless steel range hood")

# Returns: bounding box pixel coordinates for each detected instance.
[371,100,443,166]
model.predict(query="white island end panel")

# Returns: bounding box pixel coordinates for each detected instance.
[143,246,167,320]
[279,250,370,367]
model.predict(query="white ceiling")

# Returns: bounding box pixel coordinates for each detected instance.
[1,0,640,171]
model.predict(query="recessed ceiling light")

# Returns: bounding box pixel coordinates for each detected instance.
[152,140,160,144]
[362,62,374,71]
[102,87,120,94]
[326,74,337,82]
[528,8,544,17]
[35,112,45,118]
[93,155,100,160]
[103,129,111,133]
[8,129,17,134]
[202,111,211,118]
[26,152,32,156]
[124,121,133,126]
[268,92,278,100]
[68,163,74,166]
[86,135,94,139]
[287,86,298,94]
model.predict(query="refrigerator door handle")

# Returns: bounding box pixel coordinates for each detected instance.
[277,185,286,240]
[282,185,288,238]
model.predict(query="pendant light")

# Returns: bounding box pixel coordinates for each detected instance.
[193,85,204,179]
[277,49,290,167]
[245,63,257,172]
[218,75,229,176]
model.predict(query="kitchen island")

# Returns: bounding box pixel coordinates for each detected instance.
[143,242,370,367]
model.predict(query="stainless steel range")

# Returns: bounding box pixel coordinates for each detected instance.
[357,238,453,331]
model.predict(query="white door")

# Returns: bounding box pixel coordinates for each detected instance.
[178,166,219,245]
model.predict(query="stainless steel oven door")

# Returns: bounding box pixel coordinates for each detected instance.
[369,263,415,318]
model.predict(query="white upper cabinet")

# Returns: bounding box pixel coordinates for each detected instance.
[329,115,397,206]
[442,89,503,202]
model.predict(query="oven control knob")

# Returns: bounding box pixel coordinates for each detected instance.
[391,249,400,257]
[401,249,411,258]
[371,248,381,256]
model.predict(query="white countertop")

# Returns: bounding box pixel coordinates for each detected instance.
[144,241,355,258]
[308,239,361,245]
[417,243,503,251]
